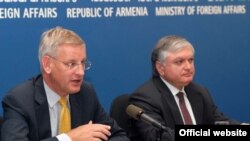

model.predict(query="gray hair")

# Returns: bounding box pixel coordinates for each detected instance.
[151,35,195,76]
[38,26,85,68]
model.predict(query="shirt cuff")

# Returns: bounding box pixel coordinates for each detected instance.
[57,133,72,141]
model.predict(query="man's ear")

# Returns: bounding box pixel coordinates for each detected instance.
[42,56,52,74]
[155,61,164,76]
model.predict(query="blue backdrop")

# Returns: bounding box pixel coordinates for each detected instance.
[0,1,249,122]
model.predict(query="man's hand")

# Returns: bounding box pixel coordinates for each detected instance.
[67,121,111,141]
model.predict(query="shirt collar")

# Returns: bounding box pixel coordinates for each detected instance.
[43,81,64,108]
[160,77,185,96]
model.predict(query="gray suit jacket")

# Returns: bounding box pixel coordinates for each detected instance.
[130,76,239,141]
[1,74,129,141]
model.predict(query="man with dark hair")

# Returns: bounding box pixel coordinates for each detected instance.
[130,35,248,141]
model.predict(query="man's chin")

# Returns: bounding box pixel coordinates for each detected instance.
[183,80,192,86]
[69,87,81,94]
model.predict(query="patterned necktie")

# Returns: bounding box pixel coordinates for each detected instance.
[59,97,71,133]
[177,92,193,125]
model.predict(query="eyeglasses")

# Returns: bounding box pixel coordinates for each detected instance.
[49,56,91,71]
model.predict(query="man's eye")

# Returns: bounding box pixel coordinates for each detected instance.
[68,62,77,68]
[189,58,194,63]
[175,60,183,65]
[81,61,86,65]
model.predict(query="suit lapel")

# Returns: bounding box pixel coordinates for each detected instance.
[185,85,203,124]
[69,94,84,128]
[153,77,184,125]
[34,76,52,139]
[153,77,205,125]
[34,76,85,139]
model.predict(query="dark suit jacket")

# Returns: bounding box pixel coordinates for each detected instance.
[1,75,129,141]
[130,76,239,141]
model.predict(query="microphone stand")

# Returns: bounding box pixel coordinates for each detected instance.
[156,124,164,141]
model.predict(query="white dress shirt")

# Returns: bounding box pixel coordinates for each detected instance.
[160,77,197,124]
[43,81,72,141]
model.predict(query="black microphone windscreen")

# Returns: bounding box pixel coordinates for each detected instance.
[126,104,144,120]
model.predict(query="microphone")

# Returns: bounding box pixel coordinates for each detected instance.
[126,104,168,131]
